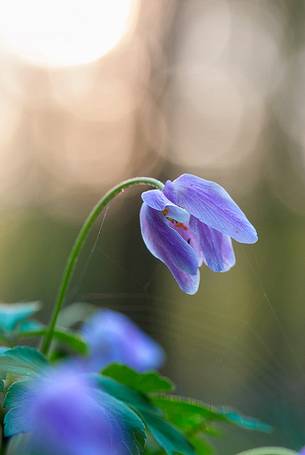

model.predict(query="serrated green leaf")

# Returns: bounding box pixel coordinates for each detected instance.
[152,396,271,435]
[0,346,48,378]
[151,395,227,433]
[236,448,297,455]
[102,363,174,394]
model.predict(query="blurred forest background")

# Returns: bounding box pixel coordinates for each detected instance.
[0,1,304,452]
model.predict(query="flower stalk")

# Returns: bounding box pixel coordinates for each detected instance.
[40,177,164,356]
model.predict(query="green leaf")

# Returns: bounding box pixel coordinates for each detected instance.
[0,302,40,333]
[50,328,89,355]
[15,319,44,333]
[218,408,272,433]
[96,389,147,453]
[4,380,30,409]
[5,434,32,455]
[189,436,214,455]
[4,380,31,436]
[151,395,227,433]
[0,346,48,378]
[98,375,154,412]
[235,448,297,455]
[152,396,271,434]
[20,327,89,355]
[102,363,174,394]
[97,375,194,455]
[142,409,195,455]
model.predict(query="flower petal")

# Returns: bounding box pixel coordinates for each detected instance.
[167,263,200,295]
[141,189,190,224]
[164,174,258,244]
[172,216,204,267]
[140,203,200,293]
[7,368,129,455]
[81,310,165,372]
[191,218,236,272]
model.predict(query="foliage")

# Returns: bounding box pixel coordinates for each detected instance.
[0,345,272,454]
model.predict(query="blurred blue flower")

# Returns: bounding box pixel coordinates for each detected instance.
[140,173,258,295]
[14,367,131,455]
[81,309,164,372]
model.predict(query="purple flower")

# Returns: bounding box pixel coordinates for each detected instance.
[140,174,258,295]
[81,309,164,372]
[10,367,137,455]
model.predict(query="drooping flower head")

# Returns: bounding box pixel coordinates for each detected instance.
[81,309,164,372]
[140,174,258,295]
[10,367,134,455]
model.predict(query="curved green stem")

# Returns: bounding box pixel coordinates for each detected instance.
[40,177,164,356]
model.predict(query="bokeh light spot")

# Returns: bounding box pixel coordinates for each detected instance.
[0,0,136,67]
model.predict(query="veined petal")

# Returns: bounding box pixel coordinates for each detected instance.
[164,174,258,244]
[168,264,200,295]
[140,204,200,291]
[174,216,204,267]
[141,189,190,224]
[191,218,235,272]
